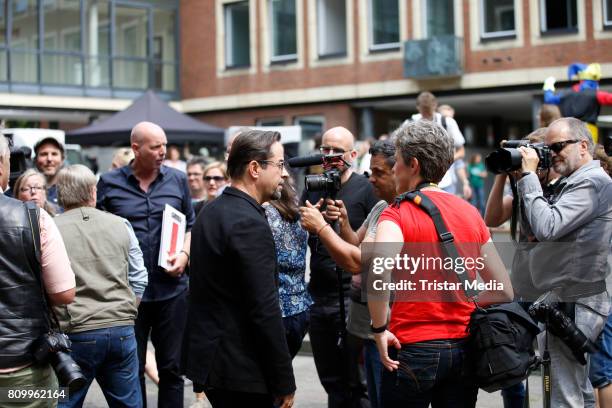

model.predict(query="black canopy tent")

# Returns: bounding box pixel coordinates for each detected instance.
[66,90,225,146]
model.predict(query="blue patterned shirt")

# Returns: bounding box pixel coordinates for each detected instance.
[264,204,312,317]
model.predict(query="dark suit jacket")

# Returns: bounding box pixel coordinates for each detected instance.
[183,186,296,396]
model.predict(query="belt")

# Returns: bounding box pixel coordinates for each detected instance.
[558,281,607,301]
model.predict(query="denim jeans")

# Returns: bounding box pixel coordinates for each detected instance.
[364,339,382,408]
[59,325,141,408]
[380,339,477,408]
[590,313,612,388]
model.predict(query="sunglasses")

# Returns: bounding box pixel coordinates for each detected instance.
[547,139,581,154]
[204,176,226,182]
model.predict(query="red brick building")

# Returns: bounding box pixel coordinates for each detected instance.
[180,0,612,147]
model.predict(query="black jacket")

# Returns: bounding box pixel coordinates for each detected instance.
[183,187,296,396]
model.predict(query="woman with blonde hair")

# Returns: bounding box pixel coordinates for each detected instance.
[193,162,228,215]
[14,168,57,215]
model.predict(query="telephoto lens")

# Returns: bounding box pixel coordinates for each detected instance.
[50,351,87,393]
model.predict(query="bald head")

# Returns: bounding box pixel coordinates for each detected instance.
[322,127,355,152]
[131,121,166,145]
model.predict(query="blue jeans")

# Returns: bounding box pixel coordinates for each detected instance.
[364,339,383,408]
[381,339,477,408]
[59,325,141,408]
[590,312,612,388]
[470,186,485,215]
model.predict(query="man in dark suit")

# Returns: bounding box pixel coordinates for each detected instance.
[184,130,296,408]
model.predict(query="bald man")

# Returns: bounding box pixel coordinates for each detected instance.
[300,127,378,407]
[97,121,195,408]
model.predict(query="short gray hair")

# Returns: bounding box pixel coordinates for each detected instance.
[550,117,595,155]
[394,120,454,183]
[57,164,97,209]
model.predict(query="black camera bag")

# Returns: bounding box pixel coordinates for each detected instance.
[395,189,541,393]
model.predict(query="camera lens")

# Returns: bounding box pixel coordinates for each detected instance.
[305,174,329,193]
[485,148,523,174]
[50,351,87,393]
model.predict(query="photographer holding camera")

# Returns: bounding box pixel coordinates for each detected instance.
[0,134,76,407]
[517,117,612,407]
[300,126,378,408]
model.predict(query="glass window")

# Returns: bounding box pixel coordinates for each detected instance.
[43,0,80,52]
[41,54,82,85]
[113,58,147,88]
[84,0,109,87]
[425,0,454,37]
[369,0,399,50]
[317,0,347,57]
[153,8,175,62]
[153,62,175,91]
[0,0,7,44]
[606,0,612,27]
[224,1,250,68]
[115,5,148,58]
[540,0,577,33]
[0,50,7,80]
[10,51,37,82]
[294,115,324,140]
[270,0,297,61]
[481,0,515,39]
[257,118,284,126]
[11,0,38,50]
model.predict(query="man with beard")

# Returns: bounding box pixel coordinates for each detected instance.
[301,127,378,407]
[300,140,397,408]
[34,136,65,211]
[517,117,612,407]
[184,130,295,408]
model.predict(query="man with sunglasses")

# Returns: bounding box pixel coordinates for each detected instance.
[301,126,378,408]
[517,117,612,407]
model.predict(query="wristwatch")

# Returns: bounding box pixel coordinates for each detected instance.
[370,323,387,334]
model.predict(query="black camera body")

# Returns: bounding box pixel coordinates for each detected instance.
[485,140,552,174]
[529,301,598,365]
[305,168,341,198]
[32,332,86,392]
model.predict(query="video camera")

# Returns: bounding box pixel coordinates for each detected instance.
[485,140,552,174]
[288,153,347,198]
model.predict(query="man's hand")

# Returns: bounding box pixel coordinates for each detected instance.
[518,146,539,173]
[374,330,401,371]
[274,393,295,408]
[324,199,348,227]
[299,199,326,233]
[165,251,188,277]
[463,183,472,200]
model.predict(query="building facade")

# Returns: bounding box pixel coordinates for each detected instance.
[181,0,612,146]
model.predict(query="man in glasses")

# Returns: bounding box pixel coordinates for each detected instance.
[185,130,295,408]
[301,126,378,407]
[517,117,612,407]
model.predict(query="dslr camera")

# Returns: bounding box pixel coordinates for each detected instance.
[529,297,598,365]
[32,332,86,392]
[485,140,552,174]
[289,153,346,198]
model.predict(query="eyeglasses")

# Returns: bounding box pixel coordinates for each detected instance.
[258,160,285,171]
[547,139,581,154]
[320,146,346,155]
[19,186,44,193]
[204,176,226,182]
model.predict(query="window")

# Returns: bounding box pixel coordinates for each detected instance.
[317,0,347,57]
[257,118,284,126]
[42,0,82,85]
[425,0,454,37]
[604,0,612,27]
[294,115,324,141]
[225,1,250,68]
[481,0,516,39]
[540,0,577,33]
[84,0,110,87]
[270,0,297,62]
[153,8,177,91]
[114,5,148,89]
[10,0,38,82]
[369,0,399,50]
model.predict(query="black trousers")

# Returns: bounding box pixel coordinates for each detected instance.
[206,388,274,408]
[135,290,188,408]
[310,296,370,408]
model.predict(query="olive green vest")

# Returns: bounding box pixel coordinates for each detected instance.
[54,207,137,333]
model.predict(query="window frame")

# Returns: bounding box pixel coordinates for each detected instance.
[479,0,517,40]
[604,0,612,28]
[224,0,251,69]
[367,0,400,52]
[269,0,298,64]
[422,0,455,38]
[316,0,347,59]
[539,0,578,35]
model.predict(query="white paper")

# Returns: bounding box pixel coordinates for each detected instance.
[158,204,186,270]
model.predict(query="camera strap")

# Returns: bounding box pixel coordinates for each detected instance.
[394,186,479,300]
[25,202,62,332]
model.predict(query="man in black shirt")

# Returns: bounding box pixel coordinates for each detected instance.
[301,127,378,407]
[184,130,295,408]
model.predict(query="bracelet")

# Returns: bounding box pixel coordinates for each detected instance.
[316,223,330,236]
[370,323,387,334]
[180,250,190,262]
